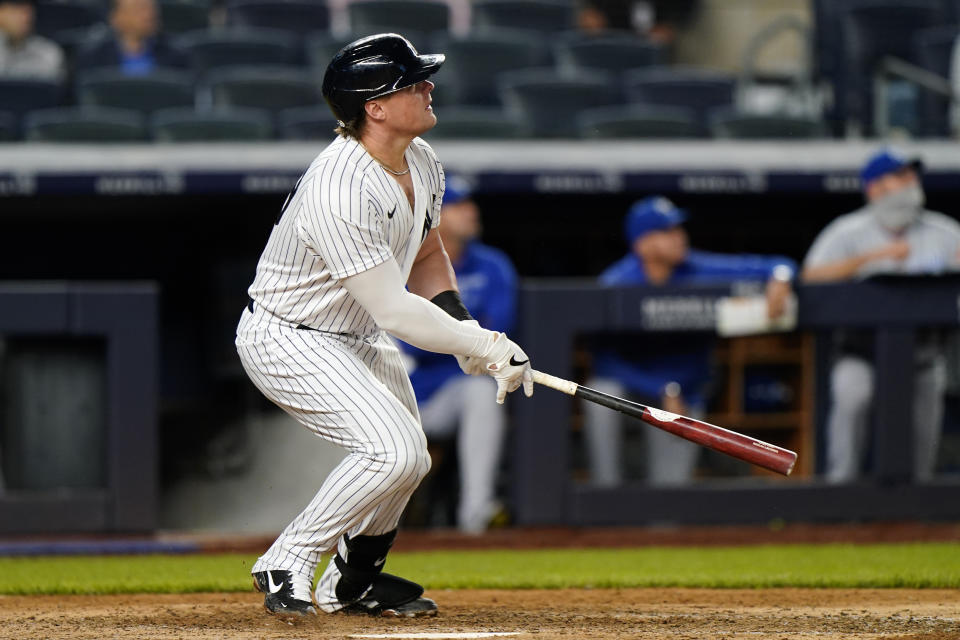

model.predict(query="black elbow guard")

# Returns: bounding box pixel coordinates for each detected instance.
[430,290,474,322]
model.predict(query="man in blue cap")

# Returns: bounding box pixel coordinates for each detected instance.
[803,148,960,483]
[398,175,518,533]
[585,196,796,486]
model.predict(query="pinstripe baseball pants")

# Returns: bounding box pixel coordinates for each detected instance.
[236,306,431,604]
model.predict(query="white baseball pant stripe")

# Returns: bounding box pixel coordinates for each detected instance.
[236,307,430,589]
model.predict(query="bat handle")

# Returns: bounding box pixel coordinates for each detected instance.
[531,369,579,396]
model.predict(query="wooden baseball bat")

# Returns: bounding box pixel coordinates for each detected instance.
[531,370,797,476]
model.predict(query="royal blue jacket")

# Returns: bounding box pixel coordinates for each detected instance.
[594,249,797,404]
[401,242,518,403]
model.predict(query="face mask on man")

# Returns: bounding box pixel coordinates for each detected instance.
[869,183,925,232]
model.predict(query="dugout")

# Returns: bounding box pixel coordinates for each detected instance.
[0,140,958,532]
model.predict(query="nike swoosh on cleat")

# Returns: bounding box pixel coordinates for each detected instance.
[266,572,284,594]
[373,557,386,567]
[509,356,529,366]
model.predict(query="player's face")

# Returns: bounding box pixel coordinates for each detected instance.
[640,226,688,265]
[865,167,918,203]
[377,80,437,136]
[438,200,480,244]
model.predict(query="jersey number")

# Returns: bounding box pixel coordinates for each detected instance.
[275,173,304,225]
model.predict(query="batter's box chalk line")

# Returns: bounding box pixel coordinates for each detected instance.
[350,633,522,639]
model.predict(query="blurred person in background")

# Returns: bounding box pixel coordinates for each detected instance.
[75,0,186,74]
[584,196,796,487]
[0,0,63,79]
[802,148,960,483]
[576,0,699,46]
[399,176,517,534]
[952,33,959,136]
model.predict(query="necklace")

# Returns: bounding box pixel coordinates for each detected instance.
[360,141,410,176]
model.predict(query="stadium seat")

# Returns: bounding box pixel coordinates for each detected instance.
[34,0,104,46]
[709,109,828,139]
[0,111,15,141]
[425,107,525,138]
[347,0,449,37]
[77,68,195,115]
[472,0,575,34]
[0,79,63,129]
[624,66,735,132]
[205,66,322,114]
[913,25,959,137]
[23,107,147,142]
[159,0,211,34]
[499,69,622,138]
[840,0,943,135]
[305,32,353,69]
[429,31,548,106]
[151,107,274,141]
[175,28,304,73]
[577,105,701,139]
[277,106,339,140]
[225,0,330,36]
[554,31,663,75]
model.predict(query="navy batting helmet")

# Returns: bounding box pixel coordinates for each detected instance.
[322,33,445,125]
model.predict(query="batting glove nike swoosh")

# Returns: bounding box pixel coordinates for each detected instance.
[483,333,534,404]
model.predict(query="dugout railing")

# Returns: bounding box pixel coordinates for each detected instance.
[513,276,960,526]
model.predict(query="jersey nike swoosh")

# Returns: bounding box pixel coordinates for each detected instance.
[387,206,397,219]
[373,557,386,567]
[266,572,284,594]
[509,356,529,366]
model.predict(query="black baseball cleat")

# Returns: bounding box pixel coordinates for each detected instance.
[340,595,439,618]
[253,569,317,617]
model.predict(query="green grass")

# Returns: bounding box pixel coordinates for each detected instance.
[0,543,958,595]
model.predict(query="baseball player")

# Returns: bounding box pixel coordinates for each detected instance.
[398,175,518,534]
[235,33,533,619]
[802,148,960,483]
[585,197,796,486]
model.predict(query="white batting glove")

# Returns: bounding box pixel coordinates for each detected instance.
[454,320,487,376]
[482,332,534,404]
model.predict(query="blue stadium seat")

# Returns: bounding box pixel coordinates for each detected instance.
[151,107,274,141]
[23,107,146,142]
[77,68,195,114]
[577,104,701,139]
[34,0,104,46]
[709,108,828,139]
[277,106,339,140]
[175,28,304,73]
[472,0,575,34]
[499,69,622,138]
[426,107,525,138]
[429,31,548,106]
[159,0,211,34]
[347,0,450,38]
[913,25,959,137]
[554,31,663,75]
[204,66,322,114]
[624,66,735,132]
[225,0,330,36]
[840,0,943,135]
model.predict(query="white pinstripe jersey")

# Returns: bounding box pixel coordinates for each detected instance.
[247,135,445,336]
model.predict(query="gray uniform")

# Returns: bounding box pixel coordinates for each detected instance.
[0,33,63,79]
[804,207,960,482]
[236,134,444,611]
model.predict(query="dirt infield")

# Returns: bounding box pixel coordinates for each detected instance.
[2,589,958,639]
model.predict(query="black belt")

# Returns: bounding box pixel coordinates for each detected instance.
[248,297,318,331]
